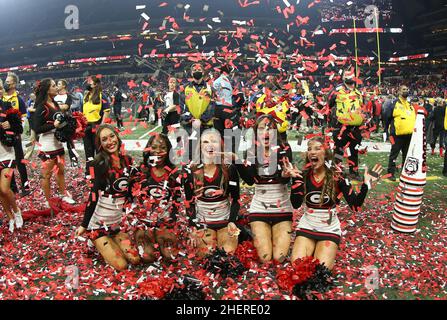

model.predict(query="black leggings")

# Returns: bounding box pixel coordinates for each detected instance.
[387,134,411,175]
[83,123,99,175]
[333,125,363,173]
[113,104,123,128]
[12,136,29,191]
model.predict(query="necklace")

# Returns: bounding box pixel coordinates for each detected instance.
[313,172,324,183]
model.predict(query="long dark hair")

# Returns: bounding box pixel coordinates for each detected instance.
[142,133,175,170]
[85,76,102,105]
[35,78,57,107]
[92,124,127,180]
[303,136,339,205]
[247,114,287,167]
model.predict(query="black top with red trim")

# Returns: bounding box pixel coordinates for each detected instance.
[237,143,293,185]
[137,166,182,222]
[81,155,137,228]
[32,101,62,135]
[183,164,240,227]
[290,169,369,211]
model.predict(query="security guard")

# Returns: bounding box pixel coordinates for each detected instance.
[384,85,417,181]
[328,69,366,181]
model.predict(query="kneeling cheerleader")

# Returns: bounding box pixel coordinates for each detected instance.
[289,136,383,270]
[76,124,140,271]
[183,129,241,257]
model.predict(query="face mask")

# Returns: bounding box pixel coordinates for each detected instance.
[193,72,203,80]
[344,79,355,86]
[402,93,409,99]
[3,83,10,92]
[85,84,92,91]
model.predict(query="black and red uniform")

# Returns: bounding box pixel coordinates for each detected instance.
[291,170,369,245]
[183,164,240,231]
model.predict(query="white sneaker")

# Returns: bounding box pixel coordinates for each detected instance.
[14,210,23,229]
[9,219,15,233]
[62,196,76,205]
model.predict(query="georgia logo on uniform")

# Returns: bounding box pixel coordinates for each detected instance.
[203,186,224,200]
[306,191,330,206]
[147,185,170,200]
[113,177,128,192]
[404,157,419,176]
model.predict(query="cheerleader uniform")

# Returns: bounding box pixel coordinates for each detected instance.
[238,145,294,224]
[137,166,182,228]
[32,102,65,161]
[291,171,369,245]
[184,165,240,230]
[0,101,16,171]
[81,156,136,239]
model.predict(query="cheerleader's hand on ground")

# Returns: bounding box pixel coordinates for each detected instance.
[187,233,198,248]
[75,226,86,237]
[364,164,384,186]
[227,222,240,238]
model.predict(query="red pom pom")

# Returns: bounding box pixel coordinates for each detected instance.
[72,112,88,140]
[276,257,320,292]
[234,241,258,269]
[138,277,175,299]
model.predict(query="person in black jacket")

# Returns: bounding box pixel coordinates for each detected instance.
[112,84,123,130]
[0,79,23,233]
[184,129,241,257]
[55,79,79,167]
[430,98,446,156]
[32,79,74,206]
[76,124,140,271]
[3,72,30,196]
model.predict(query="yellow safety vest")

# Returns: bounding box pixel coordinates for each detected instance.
[83,93,103,123]
[184,83,212,125]
[256,94,289,133]
[335,87,364,126]
[393,98,416,136]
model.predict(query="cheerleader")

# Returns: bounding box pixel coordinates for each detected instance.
[289,136,383,270]
[133,133,182,262]
[76,124,140,271]
[32,79,75,206]
[237,114,294,263]
[184,129,240,257]
[0,80,22,232]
